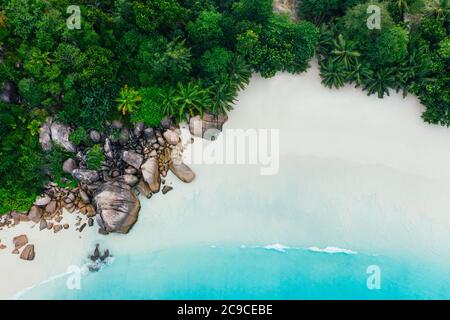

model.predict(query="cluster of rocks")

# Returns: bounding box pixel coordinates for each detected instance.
[88,244,112,272]
[1,112,228,255]
[28,184,93,234]
[1,235,36,261]
[37,117,199,235]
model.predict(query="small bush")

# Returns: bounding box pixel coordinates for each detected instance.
[69,127,89,146]
[86,144,105,170]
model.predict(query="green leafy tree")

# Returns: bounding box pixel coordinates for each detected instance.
[201,47,234,81]
[232,0,273,24]
[187,10,224,53]
[131,87,165,127]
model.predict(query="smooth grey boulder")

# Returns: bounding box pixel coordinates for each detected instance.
[119,174,139,187]
[39,117,53,151]
[122,150,143,169]
[169,161,195,183]
[63,158,77,174]
[119,128,129,146]
[133,122,144,137]
[20,244,35,261]
[141,158,160,193]
[28,206,43,223]
[0,81,19,104]
[90,130,101,143]
[161,117,172,129]
[143,128,155,141]
[72,169,100,184]
[136,179,152,199]
[111,120,123,129]
[94,182,141,234]
[163,129,180,146]
[50,121,76,152]
[34,195,51,207]
[104,138,113,159]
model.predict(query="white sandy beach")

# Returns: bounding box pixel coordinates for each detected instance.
[1,62,450,299]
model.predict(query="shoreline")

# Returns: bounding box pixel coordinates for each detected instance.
[2,63,450,299]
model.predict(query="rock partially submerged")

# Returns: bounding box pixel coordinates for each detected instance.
[94,182,141,234]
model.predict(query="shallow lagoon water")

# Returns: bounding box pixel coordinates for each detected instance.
[20,245,450,300]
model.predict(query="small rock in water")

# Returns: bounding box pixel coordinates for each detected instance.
[0,244,6,250]
[88,218,94,227]
[79,223,87,232]
[162,186,173,195]
[63,224,69,230]
[98,228,109,235]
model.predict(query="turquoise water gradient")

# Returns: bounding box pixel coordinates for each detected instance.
[19,246,450,300]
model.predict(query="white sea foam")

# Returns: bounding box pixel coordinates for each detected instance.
[307,246,358,255]
[263,243,290,253]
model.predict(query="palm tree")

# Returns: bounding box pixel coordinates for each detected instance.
[116,85,142,115]
[173,82,210,123]
[161,86,178,119]
[317,24,336,57]
[209,80,238,116]
[345,62,373,88]
[229,56,252,91]
[393,0,410,21]
[425,0,450,19]
[363,68,397,98]
[331,34,361,69]
[319,59,347,89]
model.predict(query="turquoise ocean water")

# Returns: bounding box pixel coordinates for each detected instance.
[18,245,450,300]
